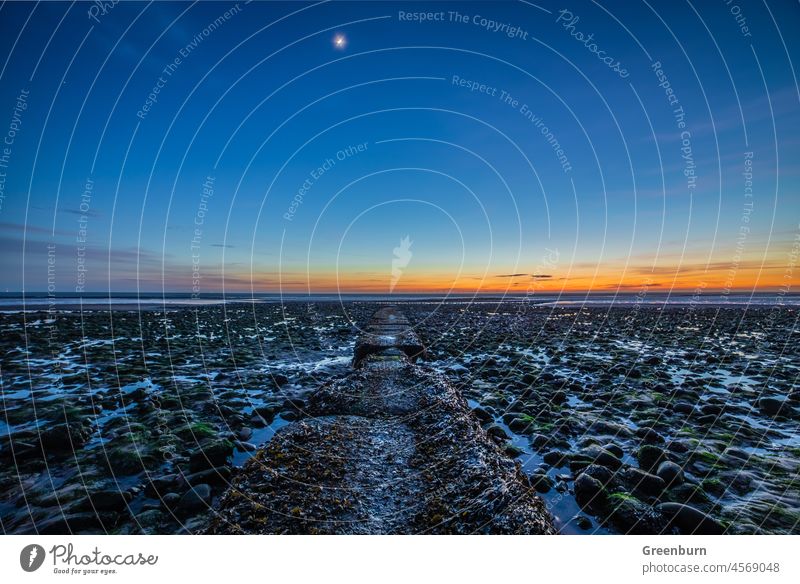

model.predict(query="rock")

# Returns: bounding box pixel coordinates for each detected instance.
[501,412,518,426]
[486,424,509,441]
[272,373,289,386]
[573,514,593,530]
[622,467,666,497]
[25,512,112,535]
[134,509,163,531]
[237,427,253,441]
[1,437,36,459]
[695,414,718,427]
[700,403,723,416]
[657,503,725,534]
[282,398,306,411]
[504,443,525,458]
[471,406,494,422]
[508,417,532,433]
[529,472,554,493]
[666,440,690,454]
[144,474,180,497]
[701,478,726,497]
[39,423,89,451]
[543,450,566,467]
[177,484,212,514]
[637,445,666,471]
[447,364,469,376]
[161,492,181,509]
[635,427,665,444]
[668,483,712,506]
[656,461,685,486]
[724,470,755,495]
[184,466,232,486]
[572,445,622,471]
[188,440,233,472]
[88,489,132,512]
[588,419,633,438]
[672,402,695,415]
[250,413,267,427]
[574,473,606,508]
[608,495,669,534]
[530,433,550,449]
[721,447,750,462]
[602,443,624,459]
[253,405,276,422]
[581,464,615,486]
[101,447,158,475]
[756,397,791,417]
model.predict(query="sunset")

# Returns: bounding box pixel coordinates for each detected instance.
[0,2,797,297]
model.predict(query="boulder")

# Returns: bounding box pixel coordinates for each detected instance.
[621,467,666,497]
[188,440,233,472]
[39,423,89,451]
[87,489,132,512]
[635,427,665,444]
[608,495,669,534]
[486,424,509,441]
[508,417,532,434]
[657,502,725,534]
[177,484,212,514]
[636,445,666,471]
[656,461,685,486]
[757,397,791,417]
[572,445,623,471]
[574,472,606,508]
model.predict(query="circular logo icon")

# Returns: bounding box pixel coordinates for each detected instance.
[20,544,46,572]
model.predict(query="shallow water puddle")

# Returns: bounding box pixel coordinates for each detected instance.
[232,415,291,466]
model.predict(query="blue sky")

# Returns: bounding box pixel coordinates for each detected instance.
[0,0,798,293]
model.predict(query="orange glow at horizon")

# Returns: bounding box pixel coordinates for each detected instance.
[232,259,793,295]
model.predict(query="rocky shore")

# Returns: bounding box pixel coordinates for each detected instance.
[207,307,555,534]
[1,300,798,534]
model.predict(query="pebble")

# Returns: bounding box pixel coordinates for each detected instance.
[636,445,665,471]
[657,502,725,535]
[656,461,685,486]
[574,473,606,508]
[574,445,623,470]
[757,397,790,417]
[621,467,666,497]
[177,484,212,514]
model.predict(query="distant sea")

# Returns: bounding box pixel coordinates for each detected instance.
[1,291,799,310]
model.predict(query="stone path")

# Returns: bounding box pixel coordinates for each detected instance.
[207,306,555,534]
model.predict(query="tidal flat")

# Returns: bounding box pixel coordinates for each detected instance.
[1,301,798,534]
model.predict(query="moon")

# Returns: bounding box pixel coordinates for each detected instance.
[333,33,347,50]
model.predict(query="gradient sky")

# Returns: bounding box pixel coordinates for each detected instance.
[0,0,798,294]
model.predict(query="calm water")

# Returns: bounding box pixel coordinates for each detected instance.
[2,292,799,310]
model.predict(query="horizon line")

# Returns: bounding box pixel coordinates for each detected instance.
[4,289,798,296]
